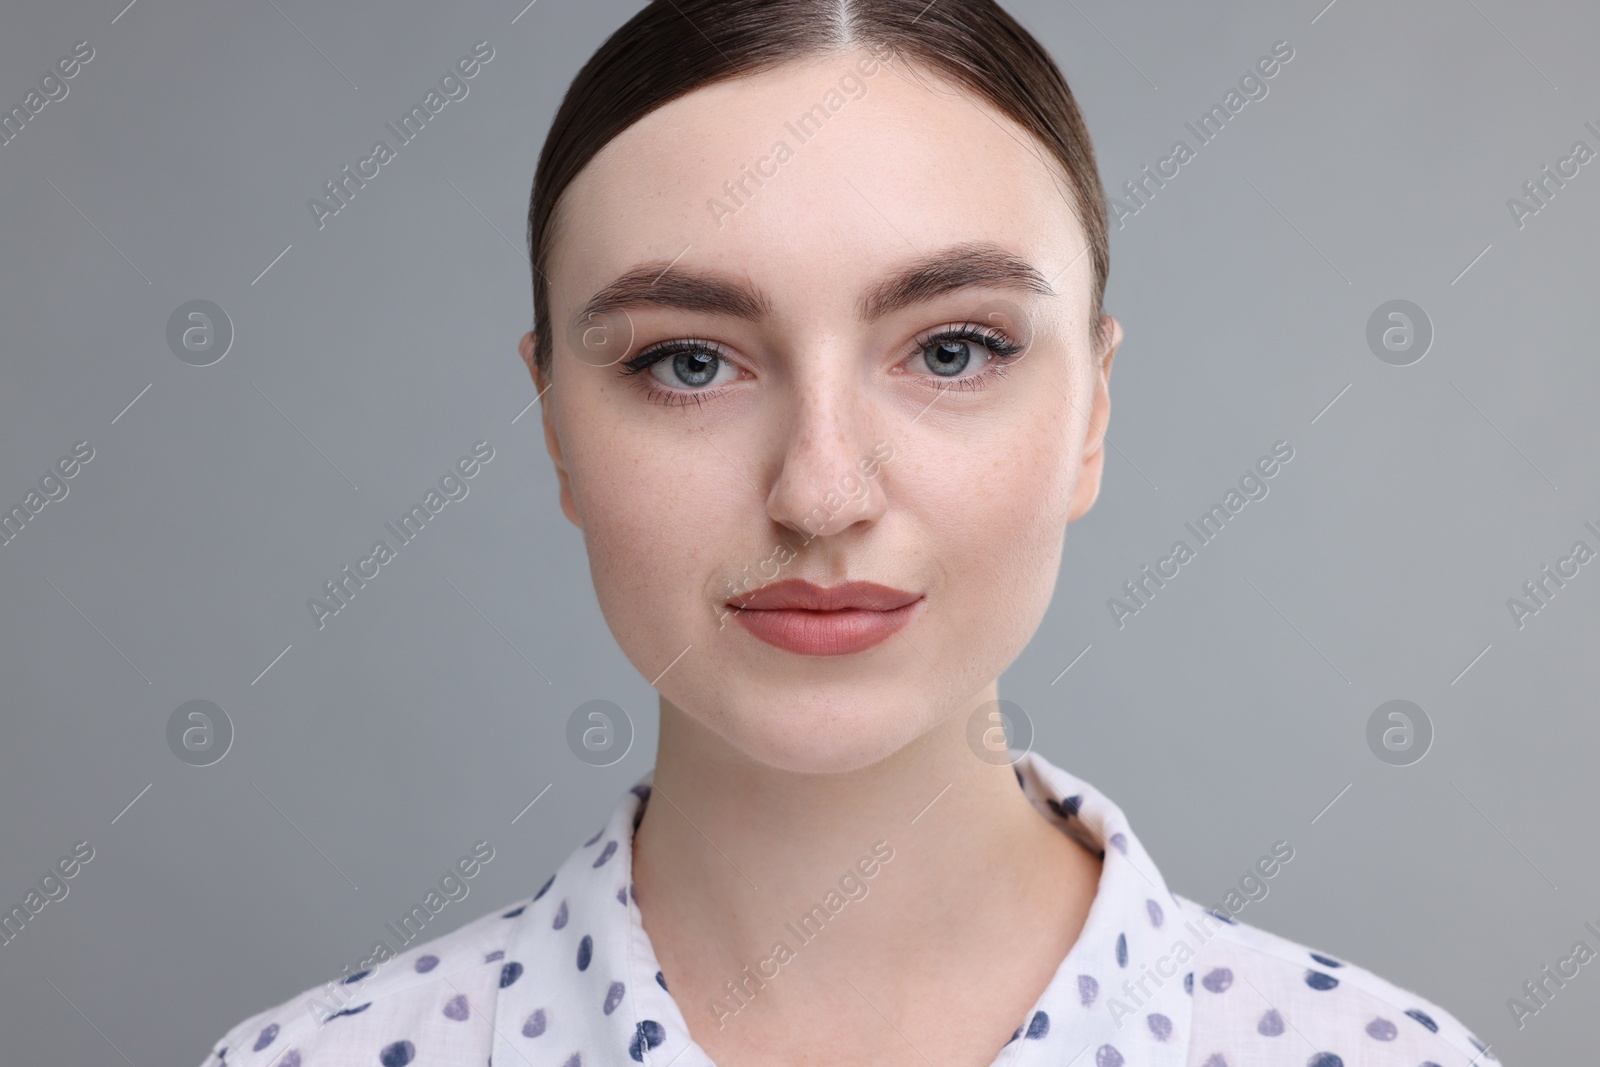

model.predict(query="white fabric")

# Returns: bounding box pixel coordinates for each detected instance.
[198,750,1498,1067]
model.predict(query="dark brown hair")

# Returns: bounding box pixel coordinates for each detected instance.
[526,0,1109,376]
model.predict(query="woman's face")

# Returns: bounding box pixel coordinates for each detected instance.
[524,48,1119,775]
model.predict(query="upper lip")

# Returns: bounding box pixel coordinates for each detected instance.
[728,579,921,612]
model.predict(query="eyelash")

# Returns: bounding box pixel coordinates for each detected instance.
[616,323,1026,408]
[618,339,733,409]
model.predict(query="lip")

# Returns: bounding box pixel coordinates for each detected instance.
[726,579,923,656]
[729,579,920,612]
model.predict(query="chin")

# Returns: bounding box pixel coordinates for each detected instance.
[697,678,941,776]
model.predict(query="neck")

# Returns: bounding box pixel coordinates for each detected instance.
[631,686,1102,1052]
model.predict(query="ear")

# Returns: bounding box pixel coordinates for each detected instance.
[519,331,583,529]
[517,329,538,380]
[1067,315,1121,522]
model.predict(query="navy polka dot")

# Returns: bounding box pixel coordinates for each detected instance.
[1078,974,1099,1007]
[326,1002,370,1021]
[484,950,504,963]
[577,935,593,971]
[252,1023,278,1051]
[1202,967,1233,993]
[655,970,668,991]
[500,962,524,988]
[379,1040,415,1066]
[593,840,618,867]
[1095,1043,1124,1067]
[1200,1056,1227,1067]
[1025,1010,1049,1038]
[1305,970,1339,991]
[341,969,371,985]
[1184,971,1194,995]
[1309,951,1343,967]
[553,900,569,929]
[1257,1008,1284,1036]
[1115,933,1128,967]
[1365,1017,1397,1040]
[534,874,555,900]
[443,994,470,1021]
[502,905,526,918]
[277,1053,301,1067]
[616,886,627,904]
[522,1009,546,1038]
[562,1054,581,1067]
[1108,832,1128,854]
[628,1019,666,1061]
[1147,1013,1172,1041]
[603,981,626,1015]
[1146,899,1164,928]
[1307,1055,1342,1067]
[1048,796,1082,820]
[414,954,439,973]
[1406,1008,1439,1032]
[631,783,652,802]
[584,827,604,847]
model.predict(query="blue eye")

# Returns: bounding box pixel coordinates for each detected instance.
[664,350,720,386]
[924,339,974,376]
[617,339,748,407]
[914,325,1023,381]
[621,340,738,393]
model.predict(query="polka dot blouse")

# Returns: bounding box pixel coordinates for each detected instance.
[198,750,1498,1066]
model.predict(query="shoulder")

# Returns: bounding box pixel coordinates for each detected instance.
[193,896,534,1067]
[1171,894,1500,1066]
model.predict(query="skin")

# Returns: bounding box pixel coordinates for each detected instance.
[517,47,1123,1067]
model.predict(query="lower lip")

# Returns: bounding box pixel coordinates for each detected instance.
[728,600,922,656]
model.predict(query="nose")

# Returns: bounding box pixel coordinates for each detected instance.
[764,375,888,542]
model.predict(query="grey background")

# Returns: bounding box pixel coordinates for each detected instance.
[1,0,1595,1062]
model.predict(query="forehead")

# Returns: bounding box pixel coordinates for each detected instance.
[548,50,1090,325]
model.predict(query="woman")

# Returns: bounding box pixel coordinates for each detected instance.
[199,1,1495,1065]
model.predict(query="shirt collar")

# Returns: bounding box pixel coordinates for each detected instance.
[494,750,1193,1067]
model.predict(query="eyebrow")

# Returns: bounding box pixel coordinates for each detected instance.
[571,241,1055,330]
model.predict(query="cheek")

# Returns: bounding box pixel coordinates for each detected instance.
[911,398,1080,635]
[923,401,1079,544]
[561,415,740,660]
